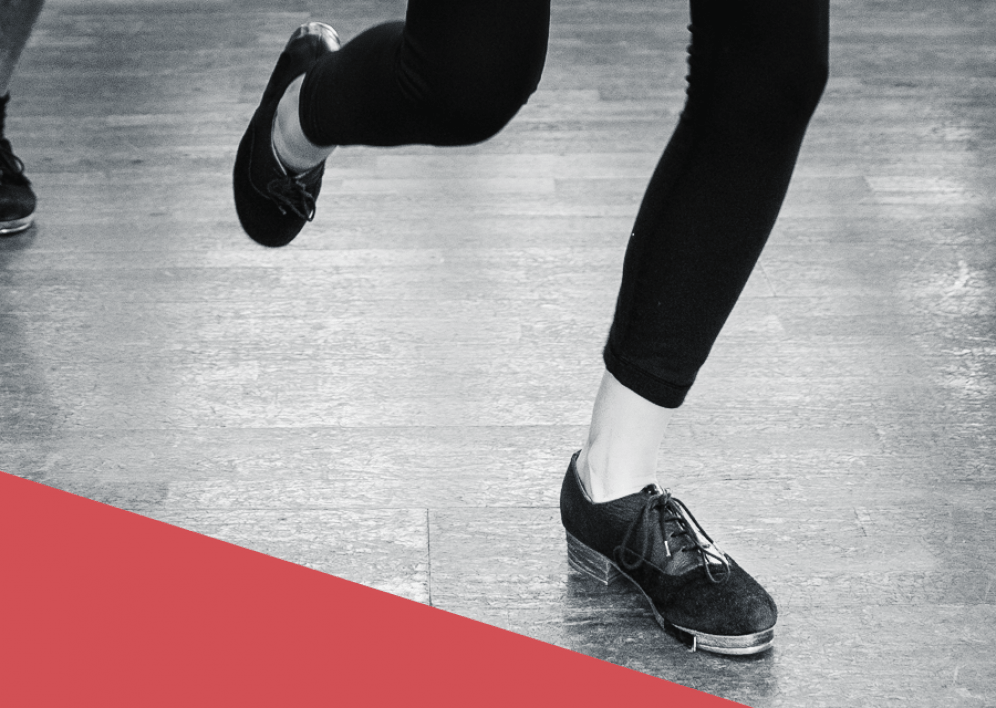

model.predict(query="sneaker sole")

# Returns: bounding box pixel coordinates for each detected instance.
[566,531,775,655]
[0,215,33,235]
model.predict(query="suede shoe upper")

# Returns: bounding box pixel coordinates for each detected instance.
[234,23,339,247]
[561,452,777,637]
[0,94,36,233]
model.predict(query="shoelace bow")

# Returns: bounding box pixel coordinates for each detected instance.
[266,172,317,220]
[617,489,731,584]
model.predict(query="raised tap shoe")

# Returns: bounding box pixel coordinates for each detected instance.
[233,22,340,247]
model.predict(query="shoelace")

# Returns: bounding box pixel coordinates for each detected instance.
[266,172,317,221]
[617,488,731,584]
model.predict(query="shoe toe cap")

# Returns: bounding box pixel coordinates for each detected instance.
[234,120,311,248]
[665,561,777,637]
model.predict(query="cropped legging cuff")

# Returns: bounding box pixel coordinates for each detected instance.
[604,342,693,410]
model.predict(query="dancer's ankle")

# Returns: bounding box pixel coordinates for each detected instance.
[272,74,335,173]
[578,370,673,502]
[577,444,659,503]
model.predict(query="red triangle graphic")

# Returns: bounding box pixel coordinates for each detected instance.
[0,471,744,706]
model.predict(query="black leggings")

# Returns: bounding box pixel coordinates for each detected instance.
[299,0,550,146]
[299,0,830,408]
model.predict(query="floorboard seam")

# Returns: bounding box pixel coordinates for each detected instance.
[426,508,434,608]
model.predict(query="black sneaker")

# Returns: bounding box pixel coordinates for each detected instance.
[0,94,36,236]
[233,22,340,247]
[560,451,777,655]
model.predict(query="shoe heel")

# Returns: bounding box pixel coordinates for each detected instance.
[566,532,621,585]
[288,22,342,51]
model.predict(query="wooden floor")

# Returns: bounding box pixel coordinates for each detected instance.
[3,0,995,705]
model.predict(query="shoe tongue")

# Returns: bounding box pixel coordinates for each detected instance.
[665,499,730,572]
[650,492,729,575]
[614,486,729,577]
[636,486,692,549]
[656,514,700,574]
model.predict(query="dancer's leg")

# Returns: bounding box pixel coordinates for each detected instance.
[562,0,829,656]
[234,0,550,246]
[582,0,830,501]
[272,75,332,172]
[0,0,44,95]
[577,371,674,503]
[0,0,44,236]
[296,0,550,149]
[275,0,552,170]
